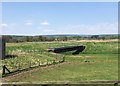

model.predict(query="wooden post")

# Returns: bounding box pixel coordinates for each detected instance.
[29,62,31,68]
[18,63,20,70]
[0,36,6,59]
[2,65,6,75]
[61,56,65,62]
[2,65,11,75]
[38,61,40,66]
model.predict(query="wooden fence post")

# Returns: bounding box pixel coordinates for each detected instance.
[61,56,65,62]
[0,37,6,59]
[18,63,20,70]
[38,61,40,66]
[2,65,6,75]
[29,62,31,68]
[2,65,11,75]
[63,56,65,62]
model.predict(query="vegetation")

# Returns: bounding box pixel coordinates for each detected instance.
[2,39,118,83]
[3,34,118,43]
[2,42,64,72]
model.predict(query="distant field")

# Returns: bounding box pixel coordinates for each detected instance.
[2,40,118,83]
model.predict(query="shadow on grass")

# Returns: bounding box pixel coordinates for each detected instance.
[3,54,18,59]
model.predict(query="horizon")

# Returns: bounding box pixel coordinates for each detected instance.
[1,34,119,36]
[1,2,118,35]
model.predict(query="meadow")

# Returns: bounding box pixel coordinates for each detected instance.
[2,39,118,83]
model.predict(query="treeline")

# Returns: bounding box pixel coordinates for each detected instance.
[3,34,118,43]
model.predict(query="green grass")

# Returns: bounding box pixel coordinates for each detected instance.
[5,54,117,83]
[2,40,118,83]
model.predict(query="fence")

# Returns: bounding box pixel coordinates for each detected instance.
[2,56,65,76]
[0,37,6,59]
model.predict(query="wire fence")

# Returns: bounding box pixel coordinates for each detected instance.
[2,56,65,76]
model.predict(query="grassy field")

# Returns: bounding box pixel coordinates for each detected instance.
[2,40,118,83]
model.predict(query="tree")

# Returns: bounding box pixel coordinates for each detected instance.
[91,35,99,39]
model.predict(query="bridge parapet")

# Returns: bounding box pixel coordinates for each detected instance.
[48,45,85,55]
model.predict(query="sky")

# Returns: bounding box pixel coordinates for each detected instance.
[1,2,118,35]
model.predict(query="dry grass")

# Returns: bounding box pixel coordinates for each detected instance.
[69,39,118,42]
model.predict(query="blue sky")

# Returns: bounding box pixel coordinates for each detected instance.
[1,2,118,35]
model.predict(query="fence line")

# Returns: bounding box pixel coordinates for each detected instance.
[2,56,65,76]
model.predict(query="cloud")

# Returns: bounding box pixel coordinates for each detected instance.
[25,22,33,25]
[43,29,54,32]
[69,22,118,34]
[54,22,118,35]
[1,21,117,35]
[41,21,50,25]
[1,23,17,31]
[1,23,8,27]
[25,19,33,26]
[10,23,17,26]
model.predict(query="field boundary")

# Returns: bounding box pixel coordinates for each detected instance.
[2,56,65,77]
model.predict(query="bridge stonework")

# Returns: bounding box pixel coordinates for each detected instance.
[48,45,85,55]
